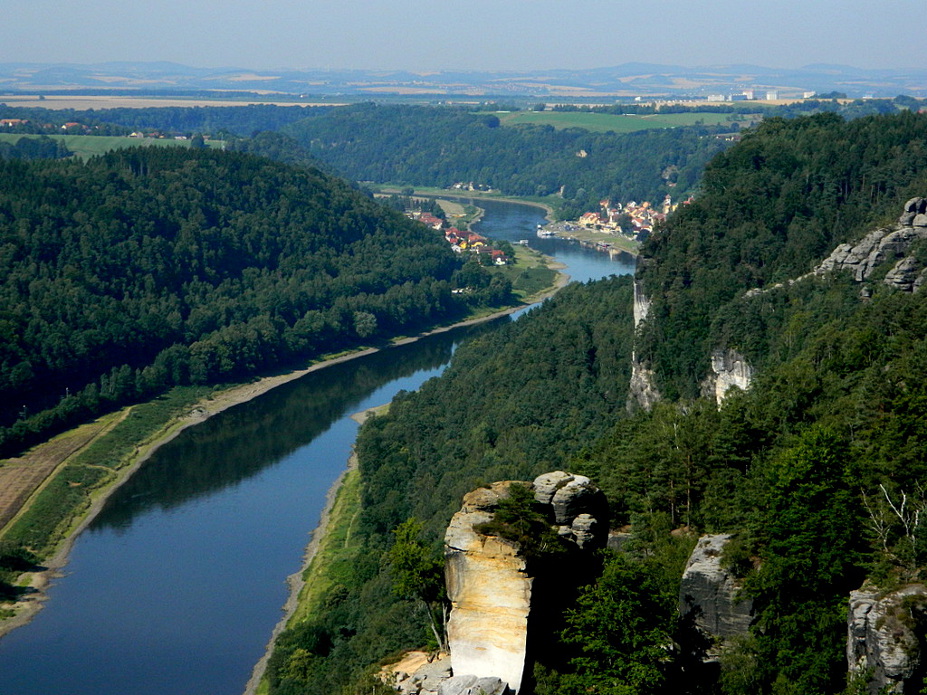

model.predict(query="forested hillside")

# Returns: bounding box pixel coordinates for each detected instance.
[638,110,927,398]
[0,147,507,456]
[266,110,927,695]
[281,104,730,217]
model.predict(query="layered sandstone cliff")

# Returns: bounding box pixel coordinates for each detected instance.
[443,472,607,693]
[444,482,532,693]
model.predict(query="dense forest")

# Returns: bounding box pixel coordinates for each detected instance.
[0,147,510,456]
[0,103,314,137]
[0,135,71,161]
[280,104,730,216]
[262,110,927,695]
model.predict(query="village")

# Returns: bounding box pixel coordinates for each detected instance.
[406,209,511,265]
[574,195,684,241]
[404,192,695,262]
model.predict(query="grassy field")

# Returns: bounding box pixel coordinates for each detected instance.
[556,225,641,255]
[495,110,753,133]
[0,133,224,159]
[500,244,559,300]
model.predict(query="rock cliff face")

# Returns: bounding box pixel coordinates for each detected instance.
[679,535,753,647]
[629,279,661,411]
[443,473,608,693]
[847,584,927,694]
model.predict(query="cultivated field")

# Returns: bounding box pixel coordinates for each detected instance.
[0,414,122,533]
[496,110,755,133]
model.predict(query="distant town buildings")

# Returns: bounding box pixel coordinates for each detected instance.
[406,210,510,265]
[574,196,686,242]
[706,89,811,102]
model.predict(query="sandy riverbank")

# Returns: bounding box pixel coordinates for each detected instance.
[0,269,567,640]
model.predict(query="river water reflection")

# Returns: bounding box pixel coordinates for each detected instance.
[0,200,634,695]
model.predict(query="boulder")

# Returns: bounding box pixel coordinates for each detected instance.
[532,471,574,506]
[903,197,923,213]
[550,475,596,524]
[847,584,927,694]
[570,513,600,550]
[679,534,753,642]
[393,653,453,695]
[438,675,510,695]
[914,214,927,228]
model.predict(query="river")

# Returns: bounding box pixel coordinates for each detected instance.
[0,199,635,695]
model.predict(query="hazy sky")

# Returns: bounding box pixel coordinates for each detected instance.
[4,0,923,72]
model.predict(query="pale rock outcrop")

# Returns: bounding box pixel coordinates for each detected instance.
[532,471,609,548]
[706,348,754,404]
[445,482,532,694]
[848,584,927,694]
[633,278,652,327]
[679,535,753,644]
[444,474,608,693]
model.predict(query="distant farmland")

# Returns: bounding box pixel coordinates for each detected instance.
[0,133,223,158]
[495,110,754,133]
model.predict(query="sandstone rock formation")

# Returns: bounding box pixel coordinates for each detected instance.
[445,481,532,694]
[534,471,609,547]
[444,473,608,693]
[679,535,753,646]
[847,583,927,694]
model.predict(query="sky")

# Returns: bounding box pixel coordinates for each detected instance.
[3,0,923,73]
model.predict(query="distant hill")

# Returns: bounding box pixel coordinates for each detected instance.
[1,61,925,98]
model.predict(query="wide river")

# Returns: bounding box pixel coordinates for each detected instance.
[0,199,635,695]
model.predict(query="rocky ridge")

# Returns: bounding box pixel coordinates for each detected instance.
[816,197,927,290]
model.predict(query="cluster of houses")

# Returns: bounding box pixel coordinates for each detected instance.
[407,211,510,265]
[1,118,93,133]
[577,195,690,241]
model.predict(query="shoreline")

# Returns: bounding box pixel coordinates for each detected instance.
[0,271,566,640]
